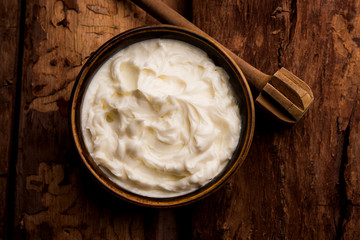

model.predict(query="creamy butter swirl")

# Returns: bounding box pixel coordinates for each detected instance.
[81,39,241,197]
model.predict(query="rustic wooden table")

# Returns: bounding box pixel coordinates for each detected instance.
[1,0,360,239]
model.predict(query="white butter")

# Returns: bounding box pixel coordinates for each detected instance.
[81,39,241,197]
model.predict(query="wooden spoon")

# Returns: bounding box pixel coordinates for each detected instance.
[130,0,314,124]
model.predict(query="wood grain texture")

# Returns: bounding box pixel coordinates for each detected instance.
[11,0,192,239]
[5,0,360,239]
[190,0,360,239]
[0,0,20,238]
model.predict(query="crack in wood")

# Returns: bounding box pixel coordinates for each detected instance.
[85,31,109,35]
[277,41,284,68]
[336,90,358,240]
[287,0,297,47]
[4,0,26,238]
[62,0,79,13]
[87,5,110,16]
[336,121,350,240]
[80,24,118,29]
[271,7,290,17]
[25,80,74,113]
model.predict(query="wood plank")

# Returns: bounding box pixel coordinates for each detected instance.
[9,0,360,239]
[191,0,360,239]
[0,0,21,238]
[11,0,191,239]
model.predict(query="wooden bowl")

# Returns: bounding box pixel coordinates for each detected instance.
[70,25,255,207]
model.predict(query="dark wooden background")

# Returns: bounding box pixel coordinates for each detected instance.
[1,0,360,239]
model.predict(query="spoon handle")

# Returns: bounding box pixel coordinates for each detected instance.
[130,0,314,124]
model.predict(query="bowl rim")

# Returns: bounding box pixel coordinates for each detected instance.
[69,24,255,207]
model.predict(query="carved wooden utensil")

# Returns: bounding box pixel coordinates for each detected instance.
[130,0,314,124]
